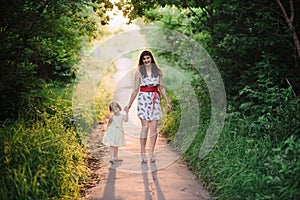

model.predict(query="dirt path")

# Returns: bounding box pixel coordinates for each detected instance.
[84,57,209,200]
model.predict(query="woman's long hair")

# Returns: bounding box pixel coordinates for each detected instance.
[138,50,161,78]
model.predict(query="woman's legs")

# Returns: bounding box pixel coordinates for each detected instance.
[149,120,158,161]
[140,118,149,161]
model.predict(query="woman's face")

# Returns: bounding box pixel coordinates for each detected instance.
[142,55,152,67]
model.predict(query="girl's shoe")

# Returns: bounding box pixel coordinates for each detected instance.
[109,160,114,164]
[115,157,123,162]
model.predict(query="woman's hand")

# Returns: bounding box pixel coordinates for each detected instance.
[166,103,172,112]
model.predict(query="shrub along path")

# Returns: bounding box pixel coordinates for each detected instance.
[84,57,209,200]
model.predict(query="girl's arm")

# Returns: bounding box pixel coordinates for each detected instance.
[159,73,172,112]
[125,70,141,111]
[107,116,113,127]
[123,110,129,122]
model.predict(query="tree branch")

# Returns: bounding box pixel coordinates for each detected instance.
[10,1,50,75]
[289,0,294,22]
[187,6,212,32]
[276,0,300,58]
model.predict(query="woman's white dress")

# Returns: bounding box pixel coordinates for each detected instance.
[102,115,125,147]
[137,72,162,121]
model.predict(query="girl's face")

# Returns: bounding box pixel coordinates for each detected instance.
[111,105,120,114]
[142,55,152,67]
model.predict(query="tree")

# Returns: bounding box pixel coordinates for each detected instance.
[0,0,112,120]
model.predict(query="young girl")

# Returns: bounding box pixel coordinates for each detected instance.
[102,102,128,164]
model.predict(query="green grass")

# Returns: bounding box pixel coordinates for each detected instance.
[0,114,87,199]
[0,82,89,199]
[155,59,300,199]
[182,113,300,200]
[162,84,300,199]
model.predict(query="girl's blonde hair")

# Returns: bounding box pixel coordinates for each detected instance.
[109,102,122,112]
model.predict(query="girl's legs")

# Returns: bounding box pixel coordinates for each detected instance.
[114,146,118,159]
[114,146,122,161]
[149,120,158,162]
[109,146,115,163]
[140,118,149,162]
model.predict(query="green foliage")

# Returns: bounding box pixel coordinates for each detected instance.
[160,90,181,141]
[94,64,116,123]
[124,0,300,199]
[0,82,88,199]
[264,135,300,199]
[0,115,87,199]
[236,56,300,141]
[238,84,300,141]
[185,115,300,199]
[0,0,112,120]
[0,0,113,199]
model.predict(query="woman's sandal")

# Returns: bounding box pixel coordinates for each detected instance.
[150,158,156,163]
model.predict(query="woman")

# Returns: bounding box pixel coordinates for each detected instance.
[124,50,171,163]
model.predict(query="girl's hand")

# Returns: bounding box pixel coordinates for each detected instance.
[124,106,130,112]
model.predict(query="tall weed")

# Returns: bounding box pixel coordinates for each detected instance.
[0,113,87,199]
[184,107,300,199]
[0,82,88,199]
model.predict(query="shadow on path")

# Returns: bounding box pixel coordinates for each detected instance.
[141,164,152,200]
[150,163,166,200]
[98,162,168,200]
[99,162,123,200]
[140,163,166,200]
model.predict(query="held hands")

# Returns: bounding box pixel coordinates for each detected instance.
[124,106,130,112]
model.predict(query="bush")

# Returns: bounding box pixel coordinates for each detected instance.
[0,113,87,199]
[184,104,300,199]
[0,82,89,199]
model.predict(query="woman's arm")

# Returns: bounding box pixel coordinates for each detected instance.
[125,70,141,111]
[159,73,172,112]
